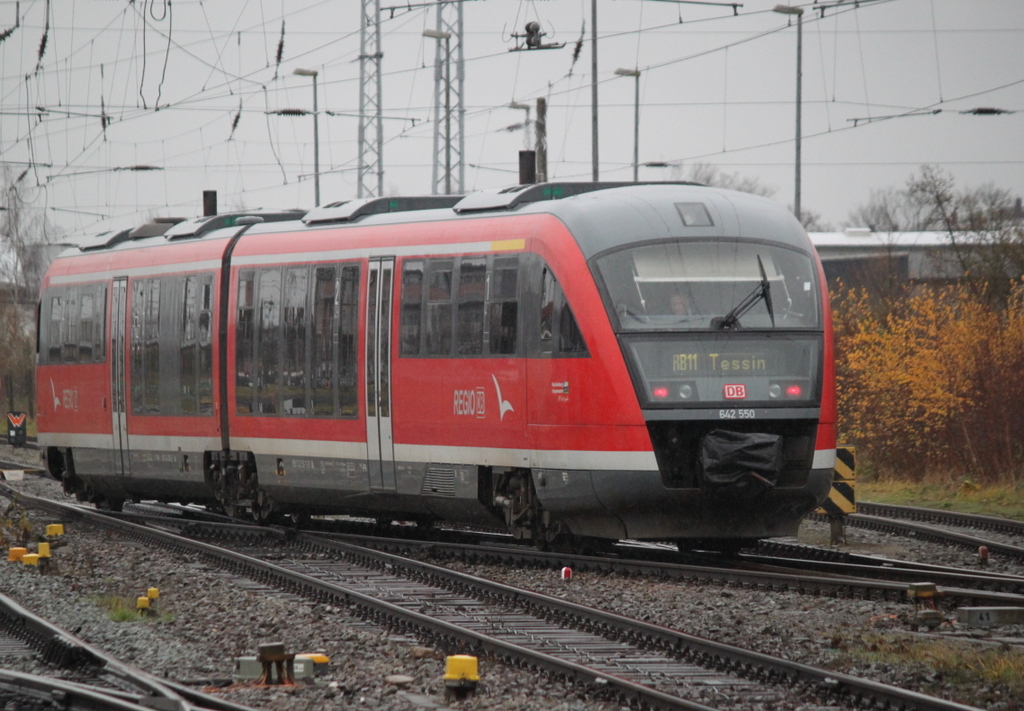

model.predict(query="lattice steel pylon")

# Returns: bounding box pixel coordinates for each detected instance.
[429,1,464,195]
[358,0,384,198]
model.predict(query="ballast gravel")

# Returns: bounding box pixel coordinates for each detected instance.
[1,447,1022,711]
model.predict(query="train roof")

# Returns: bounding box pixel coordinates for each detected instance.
[63,182,811,261]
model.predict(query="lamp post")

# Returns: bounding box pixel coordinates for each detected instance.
[423,28,453,195]
[615,68,641,183]
[293,68,320,206]
[773,4,803,222]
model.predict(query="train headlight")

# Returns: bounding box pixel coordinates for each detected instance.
[678,384,693,399]
[768,384,782,398]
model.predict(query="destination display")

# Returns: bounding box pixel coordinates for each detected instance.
[623,334,821,408]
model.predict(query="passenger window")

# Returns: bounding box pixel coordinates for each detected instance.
[456,257,486,355]
[256,269,282,414]
[47,293,63,363]
[63,288,79,364]
[311,266,337,416]
[400,260,424,356]
[130,281,145,413]
[426,260,453,355]
[338,264,360,416]
[538,264,588,357]
[197,277,213,415]
[235,271,256,414]
[283,267,309,415]
[78,292,95,362]
[488,256,518,355]
[559,299,586,354]
[180,276,198,414]
[540,268,556,352]
[143,280,161,413]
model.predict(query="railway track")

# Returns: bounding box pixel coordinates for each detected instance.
[0,482,990,711]
[104,504,1024,607]
[0,587,257,711]
[857,501,1024,536]
[815,511,1024,563]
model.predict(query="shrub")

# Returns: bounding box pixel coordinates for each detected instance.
[834,283,1024,482]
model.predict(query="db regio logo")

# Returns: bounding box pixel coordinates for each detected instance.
[454,388,486,418]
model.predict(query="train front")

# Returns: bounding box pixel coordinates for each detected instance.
[585,191,835,546]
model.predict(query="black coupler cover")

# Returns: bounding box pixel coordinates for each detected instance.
[700,430,784,500]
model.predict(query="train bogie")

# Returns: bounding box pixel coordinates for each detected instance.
[37,185,836,546]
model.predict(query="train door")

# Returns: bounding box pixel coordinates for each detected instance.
[110,277,131,476]
[365,258,397,492]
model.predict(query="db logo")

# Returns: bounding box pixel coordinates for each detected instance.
[723,384,747,399]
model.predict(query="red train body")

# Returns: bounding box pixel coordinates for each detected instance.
[37,183,836,547]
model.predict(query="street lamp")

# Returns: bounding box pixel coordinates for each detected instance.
[293,68,320,207]
[773,4,803,222]
[423,28,454,195]
[615,68,641,183]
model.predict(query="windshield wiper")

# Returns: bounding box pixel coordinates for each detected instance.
[712,255,774,330]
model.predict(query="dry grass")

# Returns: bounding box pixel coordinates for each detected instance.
[858,479,1024,521]
[838,633,1024,697]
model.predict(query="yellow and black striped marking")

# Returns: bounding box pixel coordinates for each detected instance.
[816,446,856,515]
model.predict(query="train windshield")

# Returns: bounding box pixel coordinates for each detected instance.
[594,240,820,332]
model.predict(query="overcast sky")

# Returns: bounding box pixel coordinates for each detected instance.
[1,0,1021,238]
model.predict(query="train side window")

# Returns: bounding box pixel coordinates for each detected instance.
[235,271,256,414]
[130,281,145,413]
[339,264,360,416]
[488,255,518,355]
[456,257,486,355]
[311,266,337,416]
[180,276,198,414]
[78,291,95,362]
[558,298,587,354]
[539,267,556,352]
[197,276,214,415]
[93,285,107,362]
[400,260,424,356]
[47,292,64,363]
[143,279,161,413]
[283,266,309,415]
[426,259,453,355]
[63,288,79,364]
[256,269,282,415]
[539,265,589,357]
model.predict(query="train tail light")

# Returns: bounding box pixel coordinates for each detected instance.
[652,387,669,399]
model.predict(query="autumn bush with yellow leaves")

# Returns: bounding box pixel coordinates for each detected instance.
[833,284,1024,482]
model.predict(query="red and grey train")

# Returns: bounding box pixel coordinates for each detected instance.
[36,182,836,548]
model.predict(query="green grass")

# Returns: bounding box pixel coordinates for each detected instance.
[858,480,1024,521]
[92,595,172,623]
[837,633,1024,698]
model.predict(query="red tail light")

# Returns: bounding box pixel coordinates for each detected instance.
[652,387,669,399]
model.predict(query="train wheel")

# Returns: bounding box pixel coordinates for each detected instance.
[96,497,124,512]
[252,490,275,526]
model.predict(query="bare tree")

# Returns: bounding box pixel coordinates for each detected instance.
[686,163,777,199]
[1,168,61,414]
[849,165,1024,304]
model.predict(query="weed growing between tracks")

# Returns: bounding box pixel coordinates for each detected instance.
[92,595,174,624]
[833,632,1024,705]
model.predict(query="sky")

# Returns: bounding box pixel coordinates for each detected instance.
[1,0,1022,240]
